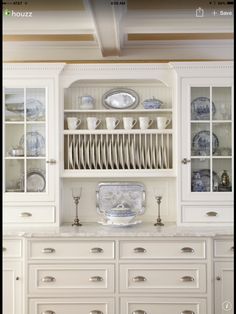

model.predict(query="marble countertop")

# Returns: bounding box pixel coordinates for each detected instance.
[3,222,234,238]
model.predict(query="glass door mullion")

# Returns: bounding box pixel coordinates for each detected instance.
[24,87,27,193]
[210,86,213,192]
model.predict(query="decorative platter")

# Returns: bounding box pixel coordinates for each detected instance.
[26,98,45,120]
[19,131,45,156]
[26,169,46,192]
[102,88,139,109]
[192,169,219,192]
[191,97,216,120]
[192,130,219,155]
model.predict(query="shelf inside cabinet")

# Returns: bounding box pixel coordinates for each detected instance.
[64,129,173,135]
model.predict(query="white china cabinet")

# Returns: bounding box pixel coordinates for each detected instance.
[174,62,234,226]
[3,63,64,226]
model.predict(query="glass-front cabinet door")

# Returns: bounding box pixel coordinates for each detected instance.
[3,82,55,202]
[181,78,233,201]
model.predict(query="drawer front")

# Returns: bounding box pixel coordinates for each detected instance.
[3,239,22,258]
[119,240,206,259]
[120,264,206,293]
[29,298,114,314]
[4,206,55,224]
[214,239,234,257]
[29,264,114,295]
[120,297,207,314]
[182,205,233,223]
[29,240,115,260]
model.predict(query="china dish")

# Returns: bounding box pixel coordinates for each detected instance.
[192,169,219,192]
[26,169,46,192]
[26,98,45,120]
[69,142,73,168]
[102,88,139,109]
[192,130,219,155]
[97,219,142,227]
[191,97,216,120]
[19,131,45,156]
[143,97,163,109]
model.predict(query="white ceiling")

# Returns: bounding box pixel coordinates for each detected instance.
[3,0,234,62]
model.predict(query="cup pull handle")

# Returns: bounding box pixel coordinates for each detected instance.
[3,247,7,252]
[206,211,218,217]
[133,276,147,282]
[90,247,104,253]
[181,311,195,314]
[20,212,32,217]
[41,311,56,314]
[41,276,56,283]
[180,276,195,282]
[133,247,147,253]
[89,276,103,282]
[90,311,104,314]
[230,246,234,251]
[132,311,147,314]
[42,248,55,254]
[181,247,195,253]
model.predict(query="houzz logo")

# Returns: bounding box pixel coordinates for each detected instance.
[4,9,33,17]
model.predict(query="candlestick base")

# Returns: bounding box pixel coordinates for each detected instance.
[72,218,82,226]
[154,218,164,226]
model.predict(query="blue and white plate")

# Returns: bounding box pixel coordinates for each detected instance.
[192,130,219,155]
[26,98,45,120]
[191,97,216,120]
[192,169,219,192]
[19,131,45,156]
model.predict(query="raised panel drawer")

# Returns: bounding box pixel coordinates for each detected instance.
[4,206,55,224]
[120,264,206,293]
[214,239,234,257]
[3,239,22,258]
[29,264,114,295]
[29,240,115,260]
[120,297,207,314]
[119,240,206,259]
[29,298,114,314]
[182,205,233,223]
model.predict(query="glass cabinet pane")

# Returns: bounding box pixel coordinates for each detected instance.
[26,159,46,192]
[26,88,45,121]
[5,125,24,157]
[213,159,232,192]
[212,87,232,120]
[191,123,210,156]
[191,158,210,192]
[212,122,232,156]
[25,124,46,157]
[4,88,24,122]
[191,87,211,120]
[5,160,24,192]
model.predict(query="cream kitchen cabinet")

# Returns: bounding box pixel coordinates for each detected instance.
[3,238,23,314]
[3,63,64,226]
[174,62,234,225]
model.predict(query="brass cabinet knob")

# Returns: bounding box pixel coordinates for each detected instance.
[46,159,56,164]
[89,276,103,282]
[181,158,191,164]
[132,276,147,282]
[41,276,56,283]
[230,246,234,251]
[42,248,55,254]
[3,247,7,252]
[90,247,104,253]
[181,247,195,253]
[133,247,147,253]
[216,276,221,281]
[16,277,20,280]
[180,276,195,282]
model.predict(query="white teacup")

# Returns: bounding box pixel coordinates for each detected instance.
[87,117,101,130]
[123,117,137,130]
[156,117,171,129]
[106,117,120,130]
[139,117,153,130]
[67,117,81,130]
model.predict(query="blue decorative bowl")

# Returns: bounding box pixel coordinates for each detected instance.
[143,97,163,109]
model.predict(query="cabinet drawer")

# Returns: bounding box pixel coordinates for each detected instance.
[120,264,206,293]
[4,206,55,224]
[120,297,207,314]
[29,264,114,295]
[214,239,234,257]
[29,298,114,314]
[119,240,206,259]
[3,239,22,258]
[182,205,233,223]
[29,240,114,260]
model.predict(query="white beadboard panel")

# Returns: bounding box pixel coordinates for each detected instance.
[61,177,176,223]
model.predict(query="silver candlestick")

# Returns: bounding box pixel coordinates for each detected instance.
[72,187,82,226]
[154,195,164,226]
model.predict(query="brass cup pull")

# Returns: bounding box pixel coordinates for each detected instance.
[133,247,147,253]
[42,248,55,254]
[230,246,234,251]
[181,247,195,253]
[132,311,147,314]
[181,158,191,164]
[90,247,104,253]
[180,276,195,282]
[3,247,7,252]
[181,311,195,314]
[41,311,56,314]
[46,159,56,164]
[90,311,104,314]
[133,276,147,282]
[89,276,103,282]
[20,212,32,217]
[41,276,56,283]
[206,211,218,217]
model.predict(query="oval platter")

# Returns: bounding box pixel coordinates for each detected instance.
[102,88,139,109]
